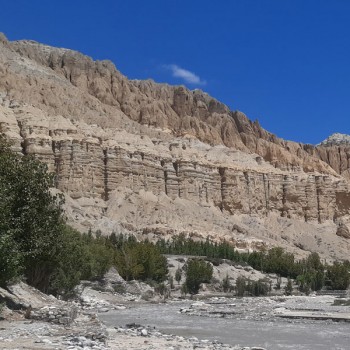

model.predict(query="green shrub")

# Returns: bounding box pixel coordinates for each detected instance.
[235,277,269,296]
[326,262,350,290]
[181,283,188,297]
[175,267,182,285]
[221,274,231,292]
[285,278,293,296]
[235,276,246,297]
[114,241,167,282]
[0,233,22,287]
[185,258,213,294]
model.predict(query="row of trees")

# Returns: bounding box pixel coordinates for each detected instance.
[235,277,270,297]
[156,235,350,291]
[108,233,167,282]
[156,234,241,261]
[1,134,349,298]
[50,231,169,296]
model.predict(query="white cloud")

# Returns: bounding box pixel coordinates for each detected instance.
[165,64,206,86]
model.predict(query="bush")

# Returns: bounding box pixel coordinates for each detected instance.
[285,278,293,296]
[185,258,213,294]
[114,241,168,282]
[326,262,350,290]
[235,277,269,296]
[48,227,115,297]
[175,267,182,285]
[235,276,247,297]
[221,274,231,292]
[0,233,22,287]
[181,283,188,297]
[155,282,166,296]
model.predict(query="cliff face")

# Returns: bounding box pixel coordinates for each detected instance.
[1,34,350,260]
[312,133,350,180]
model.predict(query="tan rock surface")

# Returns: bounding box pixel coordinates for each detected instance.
[0,35,341,174]
[1,33,350,260]
[336,222,350,239]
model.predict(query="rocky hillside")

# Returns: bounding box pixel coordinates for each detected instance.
[318,133,350,147]
[1,33,350,260]
[315,133,350,179]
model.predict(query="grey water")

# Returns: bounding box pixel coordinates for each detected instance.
[100,301,350,350]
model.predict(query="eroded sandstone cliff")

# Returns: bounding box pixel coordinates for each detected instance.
[1,33,350,260]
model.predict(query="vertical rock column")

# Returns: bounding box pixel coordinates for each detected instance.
[53,139,105,199]
[104,147,165,195]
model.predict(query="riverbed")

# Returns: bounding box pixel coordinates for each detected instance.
[100,296,350,350]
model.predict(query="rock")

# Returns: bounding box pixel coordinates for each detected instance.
[318,133,350,147]
[125,280,155,300]
[100,267,126,293]
[98,308,109,313]
[2,35,350,260]
[336,223,350,239]
[140,328,148,336]
[0,287,26,310]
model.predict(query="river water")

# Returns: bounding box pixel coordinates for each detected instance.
[100,300,350,350]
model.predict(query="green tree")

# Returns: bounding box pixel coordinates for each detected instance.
[0,232,21,287]
[235,276,246,297]
[185,258,213,294]
[181,282,188,297]
[296,274,311,295]
[168,275,174,289]
[326,262,350,290]
[0,136,64,291]
[221,274,231,292]
[249,279,269,296]
[296,252,325,292]
[115,241,168,282]
[175,267,182,285]
[48,226,87,296]
[285,278,293,296]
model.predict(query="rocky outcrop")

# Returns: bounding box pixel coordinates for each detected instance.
[1,33,350,260]
[312,144,350,181]
[318,133,350,147]
[1,101,348,224]
[0,282,61,310]
[336,222,350,239]
[0,35,343,175]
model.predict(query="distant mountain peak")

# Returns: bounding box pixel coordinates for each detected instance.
[318,133,350,147]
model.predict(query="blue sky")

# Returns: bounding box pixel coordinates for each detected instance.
[1,0,350,144]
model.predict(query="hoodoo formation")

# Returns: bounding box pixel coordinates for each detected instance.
[1,33,350,260]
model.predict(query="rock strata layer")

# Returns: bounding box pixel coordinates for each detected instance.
[1,33,350,260]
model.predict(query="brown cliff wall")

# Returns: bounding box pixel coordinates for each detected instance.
[1,102,348,226]
[2,34,350,262]
[1,37,346,178]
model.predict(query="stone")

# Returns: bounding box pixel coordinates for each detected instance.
[336,223,350,239]
[318,133,350,147]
